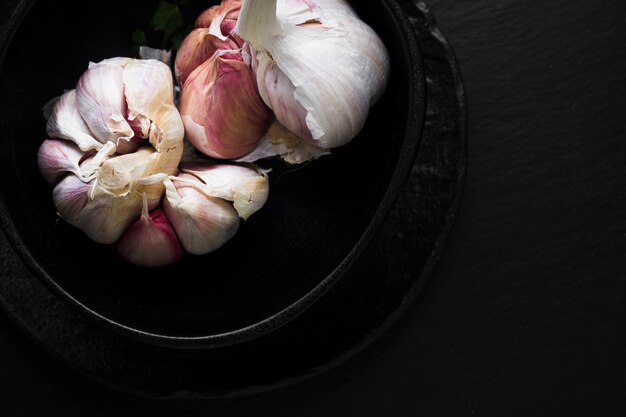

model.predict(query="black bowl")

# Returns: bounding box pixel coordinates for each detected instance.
[0,0,424,349]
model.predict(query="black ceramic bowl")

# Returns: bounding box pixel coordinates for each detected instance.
[0,0,424,349]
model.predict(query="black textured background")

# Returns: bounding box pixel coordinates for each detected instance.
[1,0,626,416]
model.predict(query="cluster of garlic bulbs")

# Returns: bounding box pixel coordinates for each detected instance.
[39,0,388,268]
[176,0,390,164]
[38,57,269,267]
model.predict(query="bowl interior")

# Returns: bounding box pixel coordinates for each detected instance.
[0,0,420,344]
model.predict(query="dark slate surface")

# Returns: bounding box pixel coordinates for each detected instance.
[0,0,625,416]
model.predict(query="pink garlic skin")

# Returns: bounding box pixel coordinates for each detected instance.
[195,0,242,43]
[117,208,184,267]
[37,139,89,184]
[174,28,240,87]
[52,174,91,226]
[180,50,272,160]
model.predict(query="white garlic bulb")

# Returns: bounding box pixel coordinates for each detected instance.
[234,0,390,162]
[41,57,184,245]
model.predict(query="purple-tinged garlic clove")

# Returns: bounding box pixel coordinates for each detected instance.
[118,194,184,267]
[195,0,243,44]
[52,174,92,226]
[174,28,239,87]
[37,139,91,185]
[180,50,272,160]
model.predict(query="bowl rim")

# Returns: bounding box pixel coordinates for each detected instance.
[0,0,426,349]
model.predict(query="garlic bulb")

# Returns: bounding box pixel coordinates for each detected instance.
[118,193,184,267]
[179,49,272,159]
[182,163,269,220]
[234,0,390,162]
[163,175,240,255]
[42,57,184,244]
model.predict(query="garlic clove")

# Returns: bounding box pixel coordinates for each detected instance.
[76,60,135,147]
[163,175,239,255]
[95,146,156,195]
[174,28,239,87]
[257,55,313,142]
[123,59,184,176]
[77,186,145,244]
[46,90,103,152]
[180,50,272,160]
[235,0,390,158]
[52,174,92,226]
[37,139,91,185]
[182,162,269,220]
[195,0,242,43]
[117,193,184,267]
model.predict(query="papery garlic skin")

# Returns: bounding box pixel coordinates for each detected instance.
[235,0,390,159]
[182,163,269,220]
[123,59,184,175]
[42,57,184,245]
[76,61,135,148]
[37,139,91,184]
[118,194,184,267]
[180,49,272,160]
[52,174,92,225]
[163,175,240,255]
[195,0,242,41]
[175,28,239,87]
[46,90,103,152]
[237,121,330,164]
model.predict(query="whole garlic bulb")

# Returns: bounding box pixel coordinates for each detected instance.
[234,0,390,163]
[41,57,184,245]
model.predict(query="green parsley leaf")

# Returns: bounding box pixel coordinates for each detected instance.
[150,1,184,37]
[131,29,149,46]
